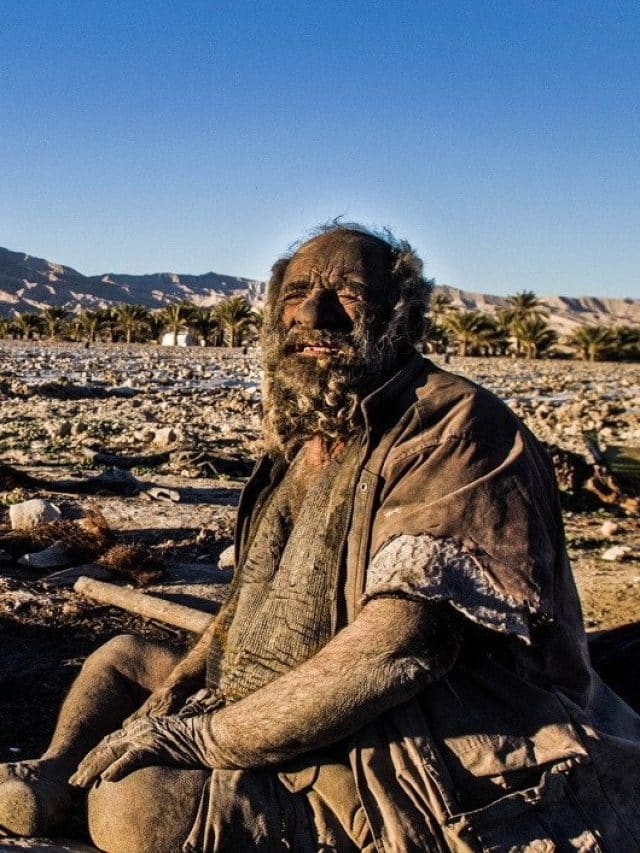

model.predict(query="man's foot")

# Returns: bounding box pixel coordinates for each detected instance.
[0,759,75,837]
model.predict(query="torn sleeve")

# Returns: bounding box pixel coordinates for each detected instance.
[364,533,533,644]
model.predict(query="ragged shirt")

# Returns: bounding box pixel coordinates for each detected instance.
[189,352,640,852]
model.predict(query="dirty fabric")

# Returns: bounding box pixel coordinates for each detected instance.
[189,353,640,852]
[208,439,362,702]
[365,533,532,642]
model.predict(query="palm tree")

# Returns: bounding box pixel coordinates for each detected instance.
[158,301,196,345]
[75,309,108,343]
[13,312,43,340]
[498,292,549,356]
[442,310,495,357]
[510,317,558,359]
[612,325,640,361]
[114,304,151,344]
[41,306,69,340]
[429,292,455,326]
[212,296,255,347]
[193,306,228,346]
[504,290,548,322]
[423,293,455,354]
[146,311,166,344]
[567,325,616,361]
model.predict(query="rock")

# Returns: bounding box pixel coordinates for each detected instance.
[152,426,177,447]
[9,499,61,530]
[600,520,620,537]
[18,541,70,569]
[601,545,632,562]
[71,421,88,436]
[218,544,235,570]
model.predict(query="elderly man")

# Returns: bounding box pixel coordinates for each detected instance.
[1,225,639,852]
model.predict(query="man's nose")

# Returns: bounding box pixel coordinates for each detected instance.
[292,288,350,330]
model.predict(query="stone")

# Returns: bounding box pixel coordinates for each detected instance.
[152,427,177,447]
[9,499,61,530]
[18,542,70,570]
[217,544,235,570]
[601,545,632,562]
[600,520,620,537]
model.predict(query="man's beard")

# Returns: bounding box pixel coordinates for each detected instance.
[261,311,400,460]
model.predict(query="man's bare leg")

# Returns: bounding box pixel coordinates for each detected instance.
[0,634,183,838]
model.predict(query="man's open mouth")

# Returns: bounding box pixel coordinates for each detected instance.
[287,342,341,357]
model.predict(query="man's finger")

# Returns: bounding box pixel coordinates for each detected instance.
[100,747,151,782]
[69,739,128,788]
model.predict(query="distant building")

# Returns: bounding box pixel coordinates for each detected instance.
[161,331,196,347]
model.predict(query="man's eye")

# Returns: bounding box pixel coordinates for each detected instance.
[283,289,308,302]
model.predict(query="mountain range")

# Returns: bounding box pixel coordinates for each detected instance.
[1,246,639,334]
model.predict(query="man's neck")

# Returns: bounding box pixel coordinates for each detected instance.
[303,435,347,470]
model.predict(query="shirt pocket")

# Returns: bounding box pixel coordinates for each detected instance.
[442,758,603,853]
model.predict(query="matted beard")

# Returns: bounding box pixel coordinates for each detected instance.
[261,313,399,460]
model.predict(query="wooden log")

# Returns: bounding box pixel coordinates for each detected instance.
[74,577,213,633]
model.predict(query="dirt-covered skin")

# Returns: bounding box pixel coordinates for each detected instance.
[0,343,638,768]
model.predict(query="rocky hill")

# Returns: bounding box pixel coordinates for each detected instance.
[0,247,266,314]
[1,245,639,332]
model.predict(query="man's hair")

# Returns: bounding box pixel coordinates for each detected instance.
[265,221,433,351]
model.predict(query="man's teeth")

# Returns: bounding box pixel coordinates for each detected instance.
[301,345,335,354]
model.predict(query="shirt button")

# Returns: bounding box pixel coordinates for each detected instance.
[359,482,368,493]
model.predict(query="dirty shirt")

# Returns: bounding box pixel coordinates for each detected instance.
[186,353,640,852]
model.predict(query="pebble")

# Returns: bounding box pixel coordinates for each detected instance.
[217,544,235,570]
[9,499,62,530]
[153,426,177,447]
[600,520,620,537]
[601,545,632,562]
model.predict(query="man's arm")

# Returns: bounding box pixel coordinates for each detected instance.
[71,596,460,784]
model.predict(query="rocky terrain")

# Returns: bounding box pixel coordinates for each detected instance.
[2,245,639,332]
[0,341,638,773]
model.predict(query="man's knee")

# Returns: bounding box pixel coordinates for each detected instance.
[82,634,145,673]
[87,766,208,853]
[81,635,180,688]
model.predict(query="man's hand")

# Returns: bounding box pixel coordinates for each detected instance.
[123,683,190,727]
[69,716,210,788]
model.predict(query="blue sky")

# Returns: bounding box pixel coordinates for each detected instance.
[1,1,639,298]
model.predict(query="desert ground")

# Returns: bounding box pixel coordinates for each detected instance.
[0,340,639,766]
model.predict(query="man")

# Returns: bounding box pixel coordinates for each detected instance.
[1,225,639,851]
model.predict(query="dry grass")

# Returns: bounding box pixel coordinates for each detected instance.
[0,509,111,561]
[97,542,163,586]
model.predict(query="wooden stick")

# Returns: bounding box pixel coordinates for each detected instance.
[74,576,214,633]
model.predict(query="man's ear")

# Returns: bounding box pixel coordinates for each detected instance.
[267,257,291,303]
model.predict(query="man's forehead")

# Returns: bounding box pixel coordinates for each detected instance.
[285,231,392,280]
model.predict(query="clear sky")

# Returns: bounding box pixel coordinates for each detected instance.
[1,1,639,298]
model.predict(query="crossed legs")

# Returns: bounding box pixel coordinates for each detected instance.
[0,634,183,839]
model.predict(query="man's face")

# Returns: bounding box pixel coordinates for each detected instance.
[270,231,394,380]
[261,230,400,455]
